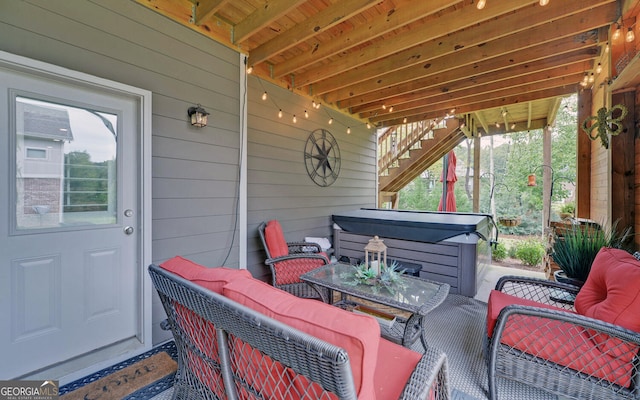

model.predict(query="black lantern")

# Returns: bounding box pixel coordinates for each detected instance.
[188,104,209,127]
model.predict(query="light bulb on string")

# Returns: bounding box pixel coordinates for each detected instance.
[347,127,351,134]
[588,73,595,83]
[605,41,610,53]
[292,115,297,123]
[261,91,268,101]
[304,110,309,118]
[596,63,602,74]
[476,0,486,10]
[403,117,408,123]
[278,109,283,118]
[366,123,371,129]
[328,118,333,125]
[626,27,635,42]
[612,24,622,40]
[246,65,254,74]
[382,104,386,110]
[539,0,549,5]
[312,101,317,109]
[389,106,394,112]
[495,121,500,128]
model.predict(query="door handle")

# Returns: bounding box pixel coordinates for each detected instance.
[124,226,134,235]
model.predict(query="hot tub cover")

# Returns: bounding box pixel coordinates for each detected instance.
[333,208,495,243]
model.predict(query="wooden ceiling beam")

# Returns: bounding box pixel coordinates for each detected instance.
[327,32,600,105]
[376,85,579,127]
[194,0,228,26]
[367,73,584,122]
[273,0,464,78]
[233,0,308,44]
[340,47,599,110]
[291,0,542,85]
[247,0,380,65]
[319,3,614,100]
[353,62,589,115]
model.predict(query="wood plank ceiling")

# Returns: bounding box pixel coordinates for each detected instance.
[134,0,621,132]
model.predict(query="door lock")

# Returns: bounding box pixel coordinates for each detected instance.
[124,226,134,235]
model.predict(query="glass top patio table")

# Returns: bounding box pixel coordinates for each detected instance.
[301,262,450,349]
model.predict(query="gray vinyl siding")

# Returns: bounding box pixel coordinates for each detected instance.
[0,0,241,344]
[247,78,376,281]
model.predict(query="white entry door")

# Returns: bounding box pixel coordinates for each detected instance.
[0,58,149,379]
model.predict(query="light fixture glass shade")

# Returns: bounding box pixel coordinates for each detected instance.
[612,25,622,40]
[626,27,635,42]
[188,105,209,127]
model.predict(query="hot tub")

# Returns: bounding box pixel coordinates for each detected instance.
[332,209,497,296]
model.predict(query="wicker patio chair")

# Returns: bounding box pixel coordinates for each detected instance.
[486,247,640,400]
[258,220,330,299]
[149,263,451,400]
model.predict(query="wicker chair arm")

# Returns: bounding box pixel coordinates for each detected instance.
[400,345,450,400]
[265,252,330,266]
[494,275,580,310]
[287,241,322,254]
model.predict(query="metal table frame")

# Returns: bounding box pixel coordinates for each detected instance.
[301,263,450,350]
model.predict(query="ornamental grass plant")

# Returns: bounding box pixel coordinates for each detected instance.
[551,220,632,282]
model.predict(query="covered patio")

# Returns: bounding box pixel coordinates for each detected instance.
[0,0,639,397]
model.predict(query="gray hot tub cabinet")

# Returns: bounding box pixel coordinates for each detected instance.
[332,209,497,297]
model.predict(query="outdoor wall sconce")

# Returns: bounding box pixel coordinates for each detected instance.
[188,104,209,127]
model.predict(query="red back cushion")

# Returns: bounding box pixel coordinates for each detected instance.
[223,277,380,399]
[160,255,252,294]
[265,220,289,257]
[575,247,640,332]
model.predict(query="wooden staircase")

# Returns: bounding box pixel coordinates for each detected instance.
[378,118,466,207]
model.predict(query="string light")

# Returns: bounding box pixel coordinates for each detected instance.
[596,63,602,74]
[539,0,549,5]
[612,24,622,41]
[246,65,254,74]
[292,115,297,123]
[403,117,408,123]
[588,73,595,83]
[382,104,387,110]
[495,121,500,128]
[476,0,486,10]
[604,41,610,53]
[328,118,333,125]
[389,106,394,112]
[347,127,351,134]
[278,109,283,118]
[304,110,309,118]
[626,27,635,42]
[261,91,268,101]
[366,123,371,129]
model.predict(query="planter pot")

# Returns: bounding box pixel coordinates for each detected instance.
[553,270,585,288]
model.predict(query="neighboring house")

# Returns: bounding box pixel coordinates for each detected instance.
[16,100,73,228]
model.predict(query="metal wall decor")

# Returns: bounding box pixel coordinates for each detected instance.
[304,129,341,187]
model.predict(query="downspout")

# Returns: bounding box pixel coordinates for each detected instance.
[239,53,248,269]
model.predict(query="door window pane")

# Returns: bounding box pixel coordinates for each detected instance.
[15,97,118,230]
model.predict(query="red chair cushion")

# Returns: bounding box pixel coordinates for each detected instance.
[223,277,380,399]
[265,220,289,257]
[575,247,640,332]
[373,338,423,400]
[486,289,569,337]
[160,255,252,294]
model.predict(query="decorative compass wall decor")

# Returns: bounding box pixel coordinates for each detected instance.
[304,129,341,187]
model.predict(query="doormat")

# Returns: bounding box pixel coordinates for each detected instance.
[59,341,177,400]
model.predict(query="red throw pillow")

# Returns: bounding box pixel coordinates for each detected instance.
[265,220,289,257]
[576,247,640,332]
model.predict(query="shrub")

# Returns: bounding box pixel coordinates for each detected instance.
[514,239,545,266]
[507,245,517,259]
[492,242,508,262]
